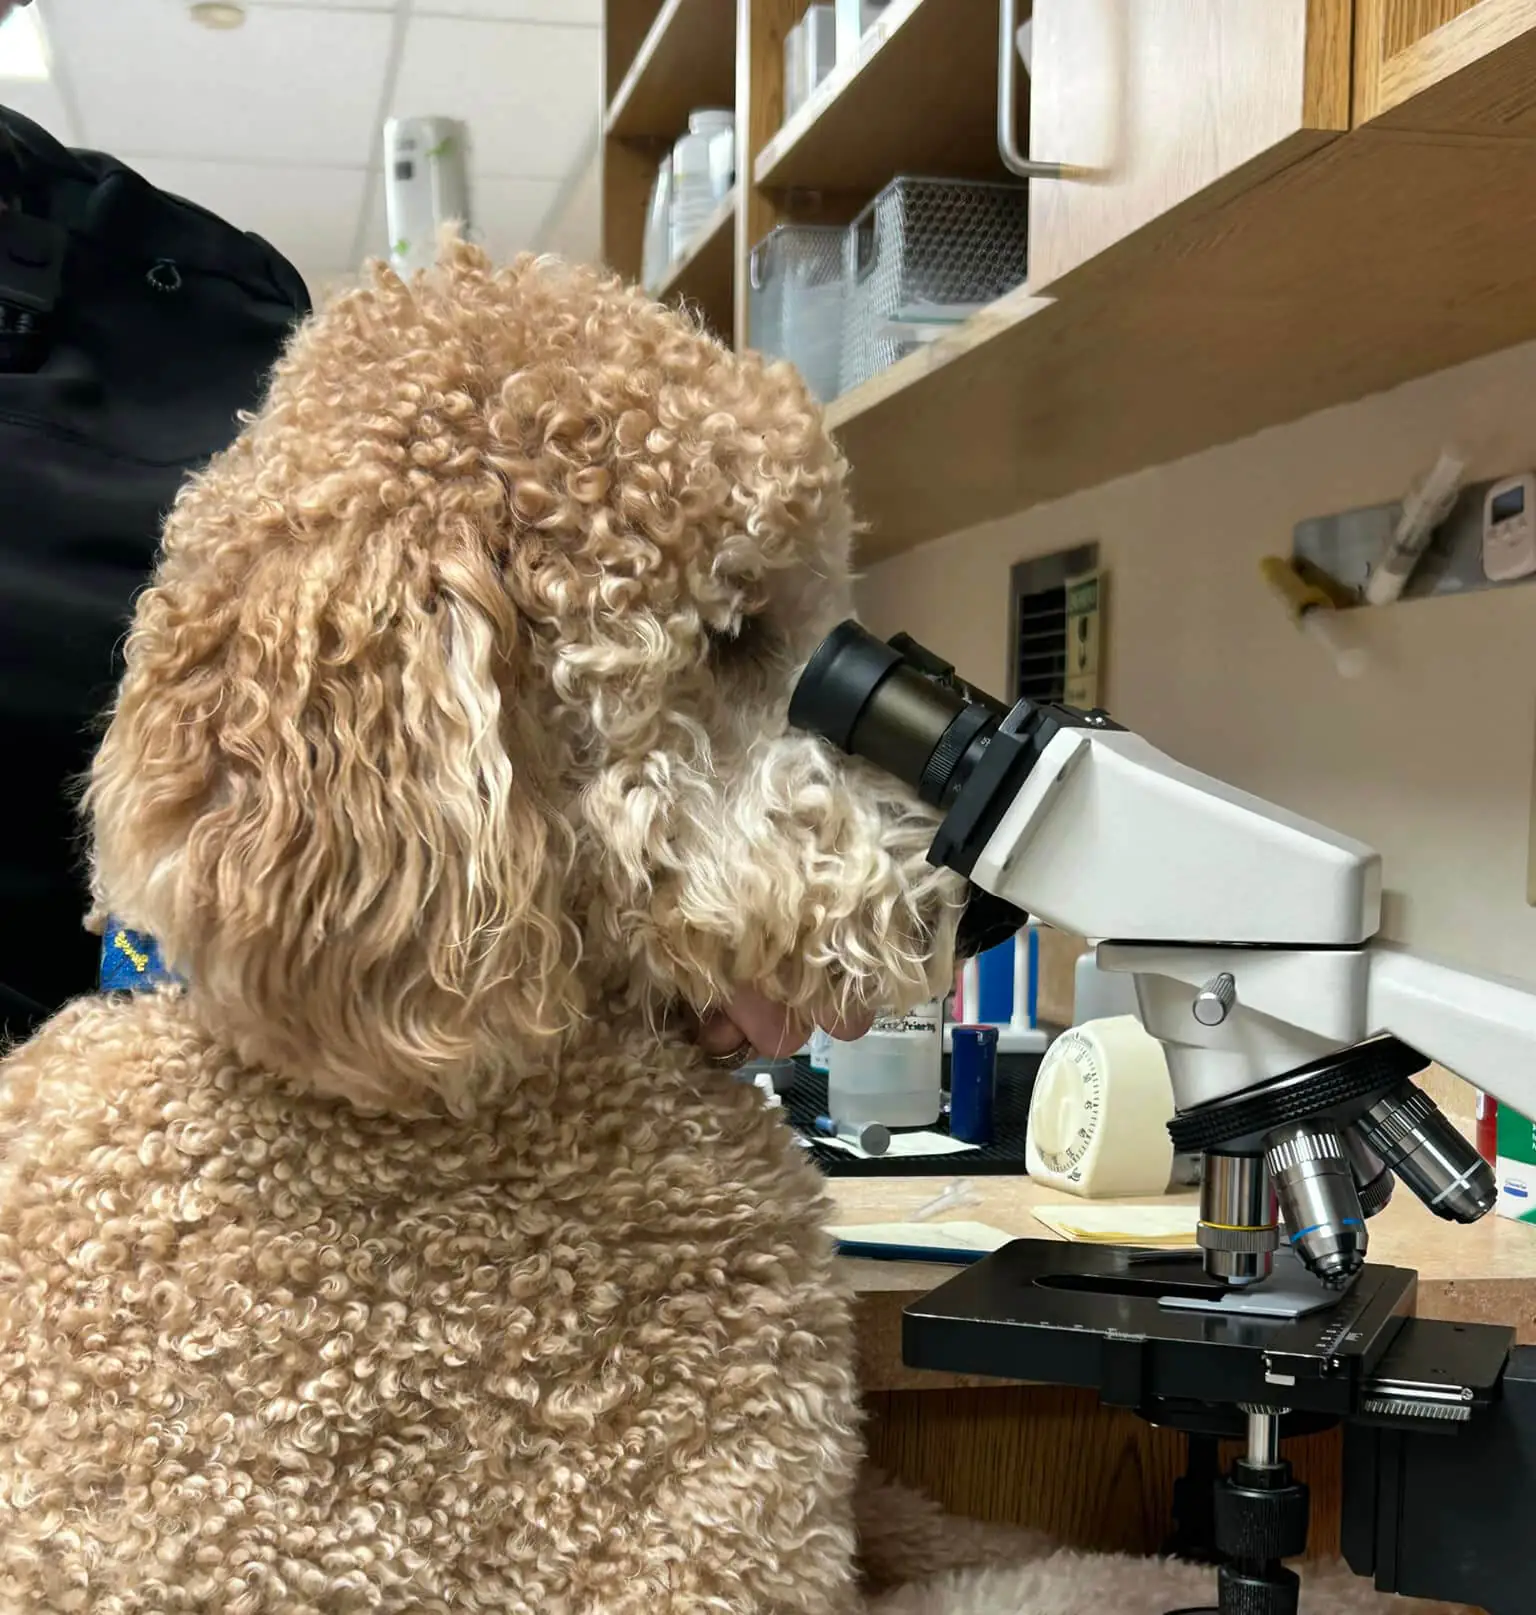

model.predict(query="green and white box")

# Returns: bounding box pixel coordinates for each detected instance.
[1496,1103,1536,1222]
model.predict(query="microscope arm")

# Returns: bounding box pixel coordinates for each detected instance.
[1368,945,1536,1124]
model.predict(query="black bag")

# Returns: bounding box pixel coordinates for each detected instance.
[0,107,310,1036]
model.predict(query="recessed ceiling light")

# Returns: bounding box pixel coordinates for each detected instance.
[189,2,247,28]
[0,6,50,82]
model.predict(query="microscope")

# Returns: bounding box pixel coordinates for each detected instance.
[791,621,1536,1615]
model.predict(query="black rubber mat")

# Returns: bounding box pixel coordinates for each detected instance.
[785,1052,1043,1177]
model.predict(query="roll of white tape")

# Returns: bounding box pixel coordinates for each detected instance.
[1026,1016,1174,1198]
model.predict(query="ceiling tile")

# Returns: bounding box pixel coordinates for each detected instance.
[391,15,599,180]
[45,0,394,166]
[0,80,78,146]
[357,168,558,267]
[126,155,368,288]
[412,1,602,20]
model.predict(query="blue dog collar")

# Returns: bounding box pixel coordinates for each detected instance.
[100,920,176,993]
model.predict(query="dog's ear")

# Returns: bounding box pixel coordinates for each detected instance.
[88,441,576,1111]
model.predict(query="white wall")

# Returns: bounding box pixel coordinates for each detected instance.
[534,145,601,266]
[857,339,1536,985]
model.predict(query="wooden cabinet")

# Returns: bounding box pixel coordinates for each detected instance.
[1354,0,1536,131]
[598,0,1536,560]
[1024,0,1352,293]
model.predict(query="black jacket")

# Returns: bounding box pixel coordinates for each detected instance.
[0,107,310,1036]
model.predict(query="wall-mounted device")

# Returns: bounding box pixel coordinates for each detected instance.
[1483,472,1536,583]
[383,117,472,278]
[1295,466,1536,607]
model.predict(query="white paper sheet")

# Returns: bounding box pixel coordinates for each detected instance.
[816,1129,980,1160]
[827,1219,1015,1253]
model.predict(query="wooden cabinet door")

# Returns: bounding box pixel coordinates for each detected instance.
[1355,0,1536,131]
[1024,1,1351,293]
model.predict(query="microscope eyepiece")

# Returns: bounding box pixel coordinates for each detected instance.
[789,620,1006,808]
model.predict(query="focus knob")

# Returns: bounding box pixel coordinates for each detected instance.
[1193,972,1237,1027]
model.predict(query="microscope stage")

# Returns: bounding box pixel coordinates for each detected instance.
[903,1238,1418,1417]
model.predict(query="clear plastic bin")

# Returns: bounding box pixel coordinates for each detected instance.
[839,176,1029,396]
[748,224,845,403]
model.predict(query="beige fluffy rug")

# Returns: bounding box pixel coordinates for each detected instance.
[871,1555,1468,1614]
[856,1478,1471,1614]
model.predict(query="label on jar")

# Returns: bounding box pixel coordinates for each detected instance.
[868,1002,940,1036]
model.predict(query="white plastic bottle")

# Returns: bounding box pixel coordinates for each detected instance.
[640,154,673,292]
[669,109,734,261]
[827,999,943,1127]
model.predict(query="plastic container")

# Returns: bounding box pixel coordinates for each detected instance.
[640,153,673,292]
[835,0,890,63]
[670,109,734,262]
[784,5,837,123]
[748,223,845,401]
[1477,1090,1499,1165]
[839,176,1029,395]
[826,999,943,1127]
[783,19,809,121]
[949,1024,1000,1145]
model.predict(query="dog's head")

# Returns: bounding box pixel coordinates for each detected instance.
[89,242,960,1110]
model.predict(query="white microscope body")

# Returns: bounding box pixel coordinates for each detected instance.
[970,720,1536,1115]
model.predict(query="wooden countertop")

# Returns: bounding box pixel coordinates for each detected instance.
[833,1174,1536,1391]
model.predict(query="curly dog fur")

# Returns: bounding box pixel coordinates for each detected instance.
[0,243,1463,1613]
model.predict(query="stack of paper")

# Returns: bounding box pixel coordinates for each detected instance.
[1031,1203,1200,1247]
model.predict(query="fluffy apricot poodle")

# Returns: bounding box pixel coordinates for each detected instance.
[0,242,1461,1614]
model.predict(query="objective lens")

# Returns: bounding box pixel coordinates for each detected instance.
[1264,1122,1368,1289]
[1357,1080,1497,1224]
[789,620,1005,806]
[1198,1151,1279,1285]
[1341,1123,1394,1219]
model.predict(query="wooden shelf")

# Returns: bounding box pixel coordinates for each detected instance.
[754,0,1004,197]
[605,0,738,142]
[824,288,1054,437]
[827,126,1536,563]
[654,187,738,339]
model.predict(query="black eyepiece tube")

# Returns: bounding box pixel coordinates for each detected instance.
[788,621,905,754]
[789,620,1003,807]
[791,620,1032,955]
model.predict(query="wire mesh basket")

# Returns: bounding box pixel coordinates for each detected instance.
[748,224,846,404]
[839,177,1029,397]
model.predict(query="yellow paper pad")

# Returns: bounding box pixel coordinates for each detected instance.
[1031,1203,1199,1246]
[827,1220,1016,1253]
